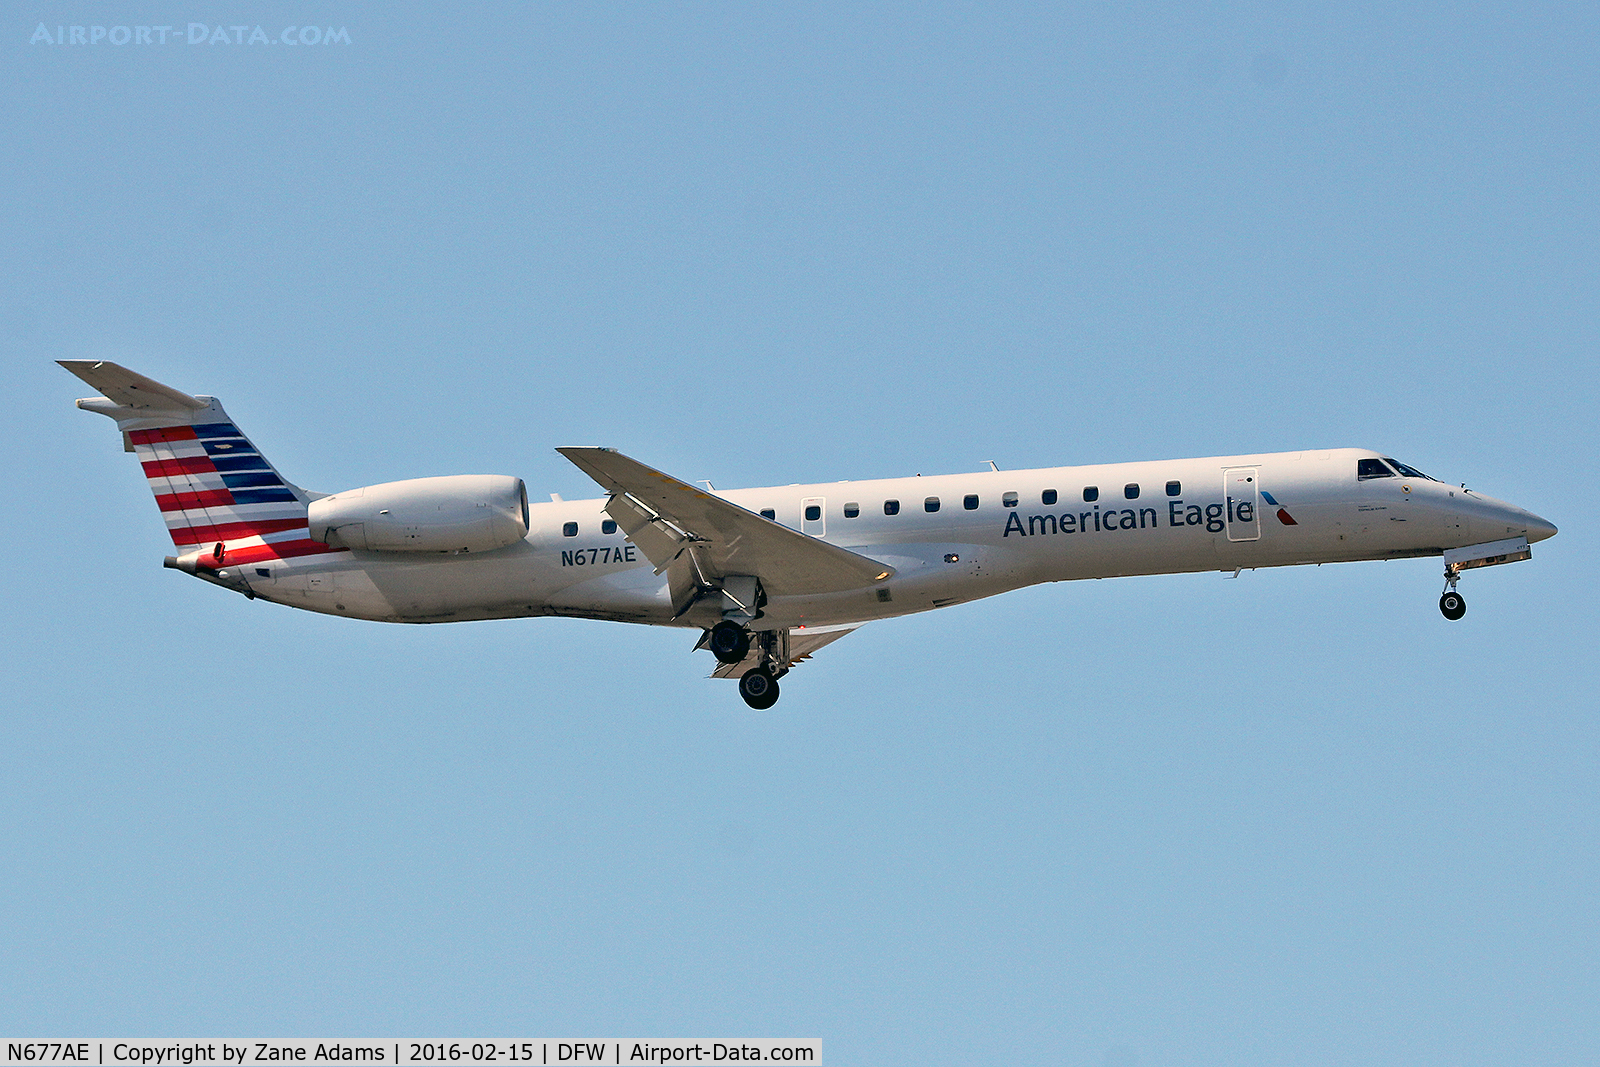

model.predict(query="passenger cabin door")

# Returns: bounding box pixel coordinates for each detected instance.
[1223,467,1260,542]
[801,497,826,538]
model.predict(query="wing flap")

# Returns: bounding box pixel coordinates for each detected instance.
[602,487,693,575]
[708,625,860,679]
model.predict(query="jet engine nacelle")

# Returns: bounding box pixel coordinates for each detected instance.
[308,475,530,553]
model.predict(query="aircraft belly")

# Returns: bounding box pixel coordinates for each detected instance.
[252,544,653,624]
[544,564,675,624]
[758,572,1023,629]
[751,543,1029,629]
[253,559,396,621]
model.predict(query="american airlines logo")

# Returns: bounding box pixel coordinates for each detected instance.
[30,23,351,46]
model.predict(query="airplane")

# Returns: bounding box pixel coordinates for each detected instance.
[60,359,1557,709]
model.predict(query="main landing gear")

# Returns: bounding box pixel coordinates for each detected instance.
[705,621,788,709]
[738,666,780,710]
[708,620,751,664]
[1439,564,1467,621]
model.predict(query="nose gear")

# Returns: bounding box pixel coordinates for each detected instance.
[1439,564,1467,620]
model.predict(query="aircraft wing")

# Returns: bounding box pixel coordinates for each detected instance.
[556,447,894,616]
[705,624,859,679]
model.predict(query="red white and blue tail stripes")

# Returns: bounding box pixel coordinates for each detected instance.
[130,420,338,565]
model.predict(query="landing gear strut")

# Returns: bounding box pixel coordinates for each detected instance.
[1439,564,1467,621]
[737,629,790,709]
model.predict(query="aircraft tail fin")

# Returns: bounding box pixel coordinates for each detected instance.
[59,360,337,566]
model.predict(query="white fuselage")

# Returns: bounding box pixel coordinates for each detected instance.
[233,448,1555,629]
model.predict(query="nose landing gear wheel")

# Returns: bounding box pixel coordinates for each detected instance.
[1439,591,1466,621]
[739,667,780,710]
[708,620,752,664]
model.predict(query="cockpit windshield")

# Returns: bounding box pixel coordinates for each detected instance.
[1357,458,1395,480]
[1383,458,1433,481]
[1359,457,1435,481]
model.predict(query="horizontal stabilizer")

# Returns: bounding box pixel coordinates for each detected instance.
[58,360,206,412]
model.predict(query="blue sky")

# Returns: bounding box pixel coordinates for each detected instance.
[4,4,1596,1064]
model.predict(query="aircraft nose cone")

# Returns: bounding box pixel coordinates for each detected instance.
[1526,512,1558,542]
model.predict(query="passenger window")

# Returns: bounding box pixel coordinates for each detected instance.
[1357,458,1395,480]
[884,499,900,515]
[963,494,979,510]
[760,508,776,520]
[844,502,860,518]
[804,504,821,521]
[1042,489,1057,505]
[602,519,617,535]
[925,496,940,513]
[1002,491,1018,508]
[562,522,578,537]
[1124,483,1140,499]
[1165,481,1181,497]
[1083,486,1098,502]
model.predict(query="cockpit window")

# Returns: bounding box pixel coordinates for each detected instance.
[1384,458,1433,481]
[1357,458,1395,480]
